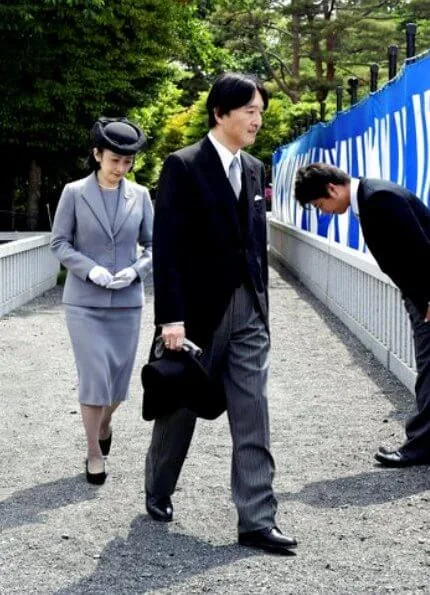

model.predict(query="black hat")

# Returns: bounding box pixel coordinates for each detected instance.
[90,117,146,155]
[141,339,226,421]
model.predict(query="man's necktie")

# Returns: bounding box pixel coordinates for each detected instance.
[228,156,242,199]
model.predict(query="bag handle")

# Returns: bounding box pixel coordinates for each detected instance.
[153,336,202,358]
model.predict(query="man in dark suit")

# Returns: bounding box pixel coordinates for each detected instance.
[144,73,297,555]
[294,162,430,468]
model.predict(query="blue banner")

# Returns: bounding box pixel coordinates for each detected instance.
[273,51,430,251]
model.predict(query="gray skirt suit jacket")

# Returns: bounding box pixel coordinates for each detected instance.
[51,172,153,405]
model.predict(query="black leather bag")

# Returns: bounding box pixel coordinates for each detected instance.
[141,337,226,421]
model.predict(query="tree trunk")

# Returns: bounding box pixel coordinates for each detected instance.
[291,12,300,78]
[324,0,336,83]
[27,159,41,231]
[0,150,19,231]
[0,195,14,231]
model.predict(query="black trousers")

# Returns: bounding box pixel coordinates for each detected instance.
[402,298,430,458]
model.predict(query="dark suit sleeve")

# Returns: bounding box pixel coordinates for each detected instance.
[365,190,430,305]
[260,163,269,289]
[153,154,188,326]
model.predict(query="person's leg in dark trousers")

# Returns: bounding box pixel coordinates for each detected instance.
[145,285,277,530]
[222,285,277,533]
[144,318,227,508]
[401,298,430,459]
[145,408,197,501]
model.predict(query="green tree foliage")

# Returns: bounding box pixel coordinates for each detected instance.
[396,0,430,56]
[141,0,429,179]
[251,95,294,168]
[0,0,201,228]
[2,0,428,229]
[130,78,185,190]
[183,92,211,144]
[203,0,427,107]
[131,89,209,191]
[153,86,303,173]
[0,0,188,155]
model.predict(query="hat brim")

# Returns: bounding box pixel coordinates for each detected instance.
[91,119,146,155]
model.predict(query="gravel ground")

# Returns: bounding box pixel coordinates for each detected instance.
[1,260,430,594]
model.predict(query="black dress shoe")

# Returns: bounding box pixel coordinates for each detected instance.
[239,526,297,555]
[99,431,112,457]
[85,459,107,485]
[374,446,430,468]
[146,495,173,522]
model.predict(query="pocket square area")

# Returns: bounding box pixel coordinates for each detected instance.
[254,194,263,201]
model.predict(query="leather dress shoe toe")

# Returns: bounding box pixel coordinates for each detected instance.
[374,446,430,468]
[239,526,297,555]
[146,495,173,522]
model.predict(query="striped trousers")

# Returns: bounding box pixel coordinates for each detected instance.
[145,284,278,533]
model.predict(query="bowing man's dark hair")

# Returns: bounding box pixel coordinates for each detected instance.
[206,72,269,129]
[294,163,351,207]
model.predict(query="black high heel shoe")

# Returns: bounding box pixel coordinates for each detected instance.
[99,430,112,457]
[85,459,107,485]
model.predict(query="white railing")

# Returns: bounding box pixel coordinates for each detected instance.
[269,219,416,393]
[0,233,59,317]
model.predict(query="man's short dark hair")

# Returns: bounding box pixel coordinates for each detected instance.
[294,163,351,207]
[206,72,269,128]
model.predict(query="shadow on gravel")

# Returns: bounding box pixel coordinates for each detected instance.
[0,476,98,532]
[56,514,294,594]
[279,467,430,508]
[269,257,413,420]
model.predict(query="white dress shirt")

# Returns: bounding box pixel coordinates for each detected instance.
[208,131,242,177]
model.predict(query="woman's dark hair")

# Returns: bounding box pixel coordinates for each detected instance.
[294,163,351,207]
[86,148,102,171]
[85,148,136,172]
[206,72,269,128]
[84,147,136,172]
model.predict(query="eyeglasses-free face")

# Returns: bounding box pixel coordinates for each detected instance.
[94,149,134,189]
[308,183,351,215]
[214,90,265,153]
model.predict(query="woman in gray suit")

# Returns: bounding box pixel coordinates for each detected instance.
[51,117,153,484]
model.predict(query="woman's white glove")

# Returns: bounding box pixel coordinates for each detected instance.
[88,265,114,287]
[107,267,137,290]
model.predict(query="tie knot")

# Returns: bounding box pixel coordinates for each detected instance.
[230,156,240,172]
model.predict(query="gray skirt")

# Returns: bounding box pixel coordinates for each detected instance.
[65,305,142,406]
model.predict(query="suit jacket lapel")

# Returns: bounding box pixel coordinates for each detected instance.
[113,179,137,236]
[81,173,113,239]
[241,153,260,231]
[198,137,241,240]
